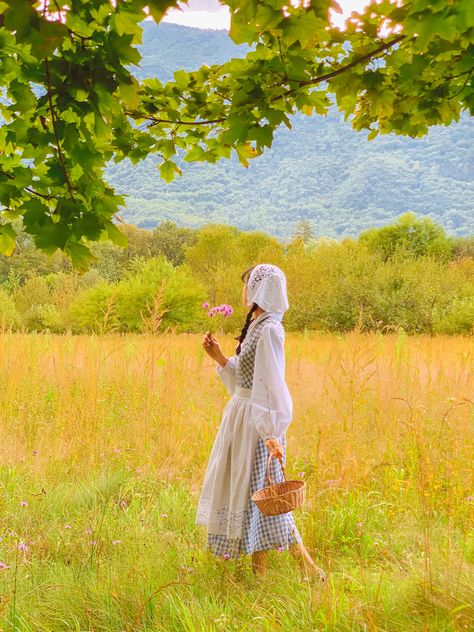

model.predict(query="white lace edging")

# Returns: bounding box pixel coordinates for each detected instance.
[196,496,248,540]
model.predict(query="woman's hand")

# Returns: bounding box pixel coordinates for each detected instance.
[202,331,227,366]
[265,438,284,461]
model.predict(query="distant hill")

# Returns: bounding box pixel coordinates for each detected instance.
[106,22,474,239]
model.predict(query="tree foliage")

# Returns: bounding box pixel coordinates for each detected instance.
[0,0,473,267]
[359,212,454,260]
[0,216,472,335]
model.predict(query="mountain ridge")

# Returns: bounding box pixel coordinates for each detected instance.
[106,22,474,238]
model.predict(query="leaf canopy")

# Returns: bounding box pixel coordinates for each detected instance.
[0,0,472,268]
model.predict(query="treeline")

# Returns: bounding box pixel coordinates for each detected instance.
[0,213,473,335]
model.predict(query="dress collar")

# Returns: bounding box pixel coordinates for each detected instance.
[247,310,283,333]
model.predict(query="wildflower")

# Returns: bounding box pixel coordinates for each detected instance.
[202,302,210,309]
[223,553,230,560]
[64,524,72,529]
[113,448,120,454]
[204,303,234,319]
[180,564,194,573]
[277,545,285,553]
[357,522,363,528]
[0,562,9,570]
[297,472,305,478]
[466,495,473,502]
[120,500,127,509]
[161,513,168,518]
[17,542,28,552]
[112,540,121,546]
[20,500,28,507]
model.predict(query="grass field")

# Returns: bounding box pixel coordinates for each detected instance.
[0,331,473,631]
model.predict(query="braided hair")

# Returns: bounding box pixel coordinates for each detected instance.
[235,266,257,355]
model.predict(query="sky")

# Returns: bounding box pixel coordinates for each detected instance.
[162,0,369,31]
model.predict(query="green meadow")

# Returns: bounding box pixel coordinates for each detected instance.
[0,331,472,631]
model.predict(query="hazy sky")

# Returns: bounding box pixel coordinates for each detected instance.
[163,0,369,30]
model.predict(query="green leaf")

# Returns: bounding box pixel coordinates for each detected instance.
[158,160,182,182]
[0,223,16,256]
[104,220,129,247]
[64,240,97,272]
[234,143,257,168]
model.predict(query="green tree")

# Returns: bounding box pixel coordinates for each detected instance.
[0,0,472,268]
[292,220,315,244]
[359,212,453,260]
[70,256,206,333]
[152,221,197,266]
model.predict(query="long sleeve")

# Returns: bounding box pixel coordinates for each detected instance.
[216,355,238,396]
[250,322,293,442]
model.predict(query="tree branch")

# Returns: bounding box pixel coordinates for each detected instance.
[272,34,407,100]
[44,58,76,201]
[133,34,407,129]
[0,169,54,200]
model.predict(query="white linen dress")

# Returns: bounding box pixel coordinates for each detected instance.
[195,311,302,558]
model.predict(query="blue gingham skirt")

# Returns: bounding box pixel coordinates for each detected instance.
[206,433,303,559]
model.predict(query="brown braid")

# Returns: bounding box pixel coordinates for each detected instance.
[235,265,257,355]
[235,302,258,355]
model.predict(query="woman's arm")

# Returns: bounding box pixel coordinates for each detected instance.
[250,322,293,445]
[202,332,237,396]
[216,355,238,396]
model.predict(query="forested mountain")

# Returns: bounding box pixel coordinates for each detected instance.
[106,22,474,239]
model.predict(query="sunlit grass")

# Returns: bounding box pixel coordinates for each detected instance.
[0,331,473,631]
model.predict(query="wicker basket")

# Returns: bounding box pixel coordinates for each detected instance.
[252,453,306,516]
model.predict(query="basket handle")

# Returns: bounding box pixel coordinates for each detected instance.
[265,452,287,486]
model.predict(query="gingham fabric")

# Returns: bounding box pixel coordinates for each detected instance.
[206,433,303,559]
[236,314,279,389]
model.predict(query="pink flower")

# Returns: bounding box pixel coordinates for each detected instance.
[161,513,168,518]
[112,540,121,546]
[277,545,285,553]
[120,500,127,509]
[20,500,28,507]
[206,303,234,319]
[223,553,231,560]
[0,562,9,570]
[64,524,72,529]
[202,302,210,309]
[297,472,305,478]
[17,542,28,552]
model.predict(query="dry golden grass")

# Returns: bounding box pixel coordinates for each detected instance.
[0,331,473,631]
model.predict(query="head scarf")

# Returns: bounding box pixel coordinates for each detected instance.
[246,264,289,314]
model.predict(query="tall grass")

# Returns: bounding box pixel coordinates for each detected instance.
[0,331,472,631]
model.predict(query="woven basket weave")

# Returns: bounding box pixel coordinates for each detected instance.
[252,453,306,516]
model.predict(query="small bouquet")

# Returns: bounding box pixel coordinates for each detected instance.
[202,301,233,333]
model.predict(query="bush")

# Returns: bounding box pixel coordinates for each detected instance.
[69,257,207,333]
[24,303,64,333]
[0,288,21,330]
[433,297,474,334]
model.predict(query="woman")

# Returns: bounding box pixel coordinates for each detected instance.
[196,263,325,581]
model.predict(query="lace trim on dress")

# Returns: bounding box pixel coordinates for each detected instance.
[196,496,248,541]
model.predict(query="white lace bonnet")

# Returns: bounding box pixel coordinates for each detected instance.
[246,263,289,314]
